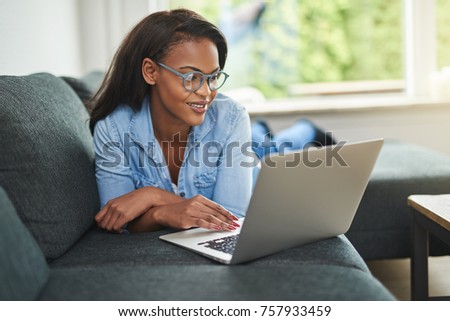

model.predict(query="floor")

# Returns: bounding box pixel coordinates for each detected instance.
[366,256,450,300]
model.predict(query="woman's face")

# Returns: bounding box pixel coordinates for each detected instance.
[150,38,221,129]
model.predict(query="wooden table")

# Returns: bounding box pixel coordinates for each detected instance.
[408,194,450,301]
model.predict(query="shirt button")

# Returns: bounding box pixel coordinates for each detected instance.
[180,192,185,197]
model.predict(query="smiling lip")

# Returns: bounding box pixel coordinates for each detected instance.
[187,101,209,114]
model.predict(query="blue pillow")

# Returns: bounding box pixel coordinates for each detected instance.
[0,73,99,260]
[0,187,49,300]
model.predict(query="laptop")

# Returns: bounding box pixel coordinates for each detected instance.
[160,138,384,264]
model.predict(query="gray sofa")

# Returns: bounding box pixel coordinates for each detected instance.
[347,140,450,260]
[0,71,446,301]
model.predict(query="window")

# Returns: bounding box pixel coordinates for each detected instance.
[437,0,450,68]
[168,1,442,100]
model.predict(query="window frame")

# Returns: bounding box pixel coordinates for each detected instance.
[404,0,436,98]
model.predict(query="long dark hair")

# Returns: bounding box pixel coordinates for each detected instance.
[88,9,228,133]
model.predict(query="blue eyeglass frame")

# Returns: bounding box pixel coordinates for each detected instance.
[157,62,229,92]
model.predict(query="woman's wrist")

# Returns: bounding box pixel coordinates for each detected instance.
[127,206,163,232]
[143,186,183,207]
[151,205,164,226]
[142,186,159,207]
[126,187,183,232]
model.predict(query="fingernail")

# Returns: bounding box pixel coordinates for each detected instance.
[214,225,222,231]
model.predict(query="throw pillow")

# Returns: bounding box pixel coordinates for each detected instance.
[0,186,50,300]
[0,73,100,260]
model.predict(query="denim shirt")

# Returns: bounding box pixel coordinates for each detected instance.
[93,94,255,217]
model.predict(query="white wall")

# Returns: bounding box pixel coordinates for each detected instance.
[77,0,151,74]
[0,0,81,76]
[0,0,151,77]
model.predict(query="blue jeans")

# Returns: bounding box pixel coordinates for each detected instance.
[251,118,320,159]
[251,118,335,185]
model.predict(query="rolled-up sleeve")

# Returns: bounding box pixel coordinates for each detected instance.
[93,117,135,208]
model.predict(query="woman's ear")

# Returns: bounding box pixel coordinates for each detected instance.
[142,58,158,85]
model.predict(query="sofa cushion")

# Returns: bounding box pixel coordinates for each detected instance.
[45,231,394,300]
[0,187,50,300]
[40,264,395,300]
[50,228,369,272]
[347,140,450,259]
[0,73,99,260]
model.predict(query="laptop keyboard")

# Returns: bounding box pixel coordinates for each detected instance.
[198,234,240,254]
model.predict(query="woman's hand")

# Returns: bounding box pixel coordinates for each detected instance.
[128,194,241,233]
[95,186,176,233]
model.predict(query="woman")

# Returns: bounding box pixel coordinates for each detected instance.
[89,9,254,233]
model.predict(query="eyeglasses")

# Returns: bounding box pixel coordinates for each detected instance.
[157,62,229,92]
